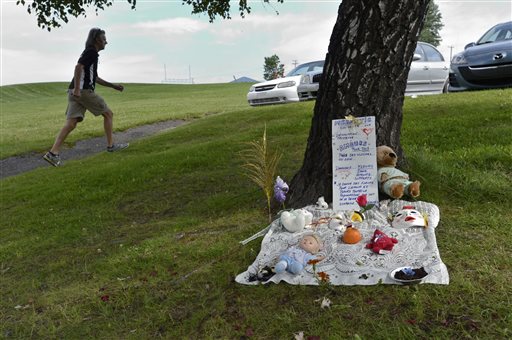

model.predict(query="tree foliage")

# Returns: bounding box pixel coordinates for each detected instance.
[419,1,443,46]
[16,0,135,31]
[16,0,284,31]
[263,55,285,80]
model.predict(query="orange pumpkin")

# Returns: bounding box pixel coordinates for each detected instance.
[343,225,362,244]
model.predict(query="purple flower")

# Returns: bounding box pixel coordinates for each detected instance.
[274,176,289,203]
[402,267,415,276]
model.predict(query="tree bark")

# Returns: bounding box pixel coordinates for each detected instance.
[288,0,430,208]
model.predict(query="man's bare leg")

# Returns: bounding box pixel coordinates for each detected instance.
[50,118,79,154]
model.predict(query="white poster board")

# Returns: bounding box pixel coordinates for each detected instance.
[332,116,379,212]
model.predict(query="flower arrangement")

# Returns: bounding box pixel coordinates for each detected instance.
[308,259,330,284]
[393,266,429,281]
[351,194,375,222]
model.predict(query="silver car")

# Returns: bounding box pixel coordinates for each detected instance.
[298,42,449,99]
[247,60,324,106]
[449,21,512,92]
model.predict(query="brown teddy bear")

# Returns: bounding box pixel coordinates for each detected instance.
[376,145,420,199]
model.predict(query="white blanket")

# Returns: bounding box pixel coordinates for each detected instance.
[236,200,449,285]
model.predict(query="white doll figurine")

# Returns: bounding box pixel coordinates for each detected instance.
[275,234,325,275]
[316,196,329,209]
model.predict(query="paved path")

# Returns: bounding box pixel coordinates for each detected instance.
[0,119,186,179]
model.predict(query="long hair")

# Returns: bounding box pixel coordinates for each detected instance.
[85,28,105,49]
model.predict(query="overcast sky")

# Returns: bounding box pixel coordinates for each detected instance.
[1,0,511,85]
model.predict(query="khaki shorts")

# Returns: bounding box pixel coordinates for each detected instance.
[65,89,111,122]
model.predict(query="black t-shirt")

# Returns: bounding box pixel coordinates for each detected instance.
[68,47,99,90]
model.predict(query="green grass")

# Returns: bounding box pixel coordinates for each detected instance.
[1,84,511,338]
[0,82,251,157]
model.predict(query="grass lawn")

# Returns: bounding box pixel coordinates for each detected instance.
[0,82,250,157]
[1,83,511,338]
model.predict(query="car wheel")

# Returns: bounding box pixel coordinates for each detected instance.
[442,78,449,93]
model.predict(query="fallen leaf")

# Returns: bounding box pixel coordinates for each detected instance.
[100,295,110,302]
[320,297,331,309]
[294,331,305,340]
[245,327,254,337]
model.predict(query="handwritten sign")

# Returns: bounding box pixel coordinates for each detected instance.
[332,116,378,212]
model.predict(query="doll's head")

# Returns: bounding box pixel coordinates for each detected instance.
[299,234,322,254]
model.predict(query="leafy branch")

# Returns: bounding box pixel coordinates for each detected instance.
[16,0,285,30]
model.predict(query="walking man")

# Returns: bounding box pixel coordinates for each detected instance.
[43,28,128,167]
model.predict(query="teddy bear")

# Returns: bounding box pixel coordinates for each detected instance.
[366,229,398,254]
[280,209,313,233]
[376,145,420,199]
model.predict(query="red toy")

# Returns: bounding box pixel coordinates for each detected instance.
[366,229,398,254]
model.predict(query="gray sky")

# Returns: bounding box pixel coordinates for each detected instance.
[1,0,511,85]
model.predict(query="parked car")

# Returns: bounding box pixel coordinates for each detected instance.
[247,60,324,106]
[449,21,512,92]
[297,42,449,99]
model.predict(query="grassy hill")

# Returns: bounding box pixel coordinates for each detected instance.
[0,82,251,157]
[1,83,511,338]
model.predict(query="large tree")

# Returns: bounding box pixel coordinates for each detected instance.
[287,1,430,207]
[19,0,431,207]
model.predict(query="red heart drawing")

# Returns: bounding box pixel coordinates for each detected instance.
[362,128,373,136]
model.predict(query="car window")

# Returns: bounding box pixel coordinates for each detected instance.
[414,45,425,61]
[287,61,324,76]
[309,64,324,72]
[478,23,512,44]
[421,44,444,62]
[497,28,512,40]
[288,65,311,76]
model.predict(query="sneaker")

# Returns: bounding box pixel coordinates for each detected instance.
[43,151,61,167]
[107,143,129,152]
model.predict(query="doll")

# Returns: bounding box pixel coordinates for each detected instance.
[274,234,325,275]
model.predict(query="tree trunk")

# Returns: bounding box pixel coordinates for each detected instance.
[288,0,430,208]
